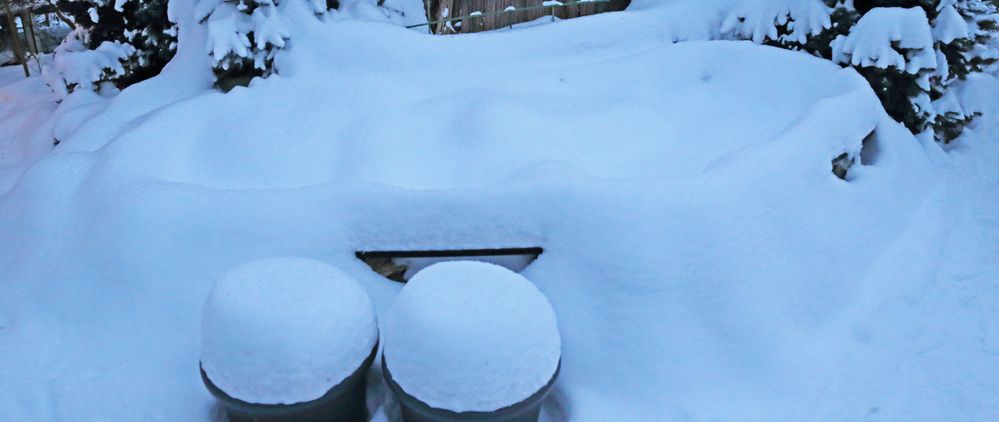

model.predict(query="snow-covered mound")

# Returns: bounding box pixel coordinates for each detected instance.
[383,261,560,412]
[200,257,377,404]
[41,0,880,191]
[0,2,997,421]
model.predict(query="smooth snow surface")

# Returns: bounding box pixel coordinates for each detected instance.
[200,257,377,404]
[383,261,560,412]
[0,65,30,86]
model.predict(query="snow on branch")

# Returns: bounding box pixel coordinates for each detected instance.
[720,0,832,45]
[934,4,971,44]
[41,29,137,99]
[832,7,937,74]
[200,0,290,87]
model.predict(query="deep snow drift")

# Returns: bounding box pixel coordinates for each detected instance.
[1,0,998,421]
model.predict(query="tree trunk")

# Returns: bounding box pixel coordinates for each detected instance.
[21,12,37,54]
[26,12,38,53]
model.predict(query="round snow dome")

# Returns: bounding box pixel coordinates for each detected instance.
[383,261,561,412]
[200,257,378,405]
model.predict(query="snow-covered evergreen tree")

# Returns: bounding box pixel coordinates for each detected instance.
[198,0,407,90]
[42,29,136,98]
[197,0,292,90]
[720,0,835,54]
[928,0,999,142]
[832,7,939,135]
[721,0,999,143]
[46,0,177,96]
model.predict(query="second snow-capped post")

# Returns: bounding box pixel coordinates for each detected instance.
[382,261,561,422]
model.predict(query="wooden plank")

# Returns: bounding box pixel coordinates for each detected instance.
[356,247,543,259]
[356,247,543,282]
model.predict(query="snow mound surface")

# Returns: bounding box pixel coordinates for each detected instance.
[383,261,561,412]
[200,257,377,405]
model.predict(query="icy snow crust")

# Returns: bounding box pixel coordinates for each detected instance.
[383,261,560,412]
[1,1,999,421]
[200,257,377,404]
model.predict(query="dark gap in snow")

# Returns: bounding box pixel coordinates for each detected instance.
[834,130,878,180]
[356,247,543,282]
[860,130,879,166]
[832,153,853,180]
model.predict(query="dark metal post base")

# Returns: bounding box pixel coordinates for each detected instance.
[201,344,377,422]
[383,355,560,422]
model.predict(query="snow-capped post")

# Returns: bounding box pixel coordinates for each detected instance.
[382,261,561,422]
[199,258,378,422]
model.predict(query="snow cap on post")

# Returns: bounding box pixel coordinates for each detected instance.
[200,257,378,405]
[383,261,561,412]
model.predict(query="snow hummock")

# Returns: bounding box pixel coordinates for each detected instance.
[200,257,378,405]
[383,261,560,412]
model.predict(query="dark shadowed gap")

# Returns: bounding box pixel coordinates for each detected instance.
[356,247,543,282]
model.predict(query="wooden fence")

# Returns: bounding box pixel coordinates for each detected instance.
[2,0,67,74]
[422,0,630,34]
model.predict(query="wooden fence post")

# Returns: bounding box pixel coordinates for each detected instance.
[2,0,29,77]
[20,11,37,54]
[26,11,39,54]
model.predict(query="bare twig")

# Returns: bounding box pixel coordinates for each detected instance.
[45,0,74,28]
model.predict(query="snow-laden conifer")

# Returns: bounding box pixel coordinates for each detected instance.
[45,0,176,97]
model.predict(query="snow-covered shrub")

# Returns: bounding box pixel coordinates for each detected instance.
[47,0,177,96]
[722,0,999,143]
[197,0,408,90]
[720,0,834,52]
[832,7,939,135]
[197,0,292,89]
[928,0,999,142]
[41,29,137,99]
[845,0,999,142]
